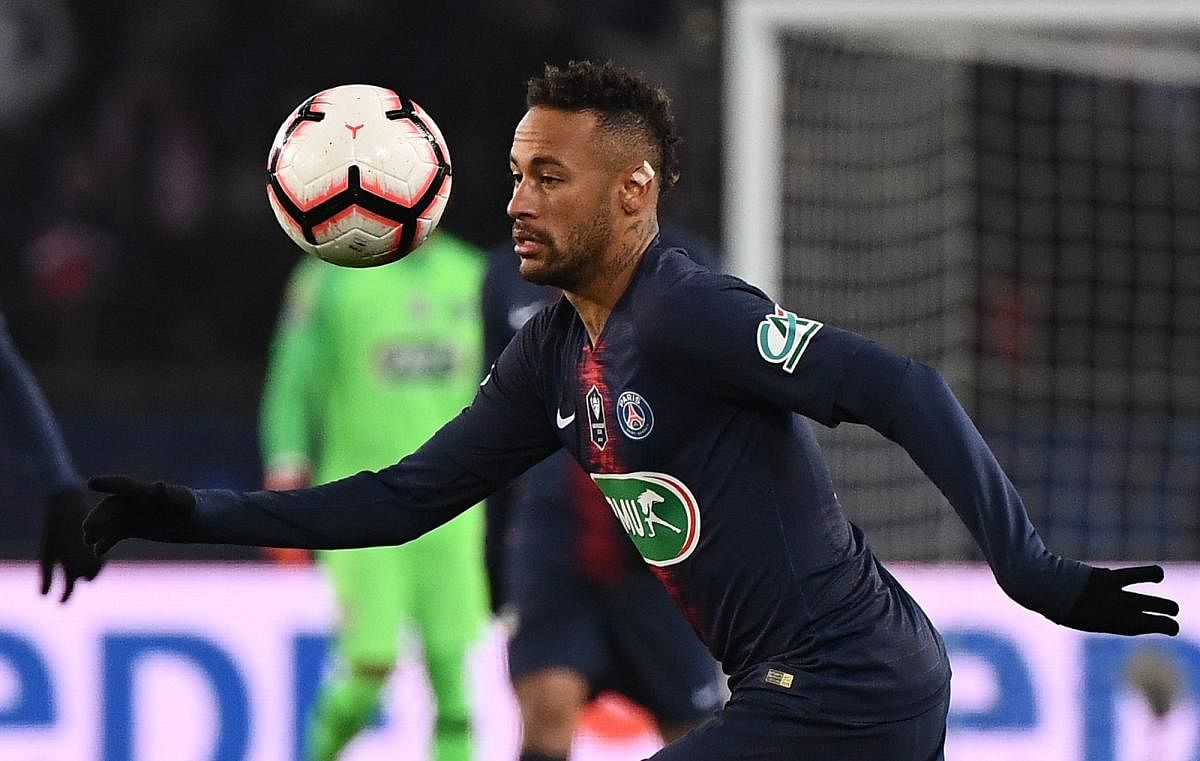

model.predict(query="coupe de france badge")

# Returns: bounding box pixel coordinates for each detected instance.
[616,391,655,440]
[586,385,608,450]
[757,305,823,374]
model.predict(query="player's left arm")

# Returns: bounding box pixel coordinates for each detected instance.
[831,341,1178,636]
[84,307,563,554]
[640,273,1178,636]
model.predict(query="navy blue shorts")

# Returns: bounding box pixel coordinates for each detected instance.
[647,666,950,761]
[507,566,723,725]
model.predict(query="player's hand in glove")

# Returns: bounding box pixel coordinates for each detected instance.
[1063,564,1179,636]
[40,488,104,602]
[83,475,196,556]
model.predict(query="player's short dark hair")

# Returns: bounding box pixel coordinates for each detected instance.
[526,60,681,197]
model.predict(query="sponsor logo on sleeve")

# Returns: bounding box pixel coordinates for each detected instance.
[756,305,823,374]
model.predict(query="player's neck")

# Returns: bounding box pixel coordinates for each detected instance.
[565,217,658,345]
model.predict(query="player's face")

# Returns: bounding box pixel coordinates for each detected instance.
[507,107,618,290]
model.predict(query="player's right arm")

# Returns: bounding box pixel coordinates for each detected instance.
[84,312,562,554]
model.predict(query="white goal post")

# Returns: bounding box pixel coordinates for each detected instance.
[722,1,1200,562]
[724,0,1200,296]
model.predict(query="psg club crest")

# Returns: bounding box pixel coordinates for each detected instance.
[616,391,654,440]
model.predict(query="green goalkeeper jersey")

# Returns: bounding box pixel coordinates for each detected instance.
[261,233,485,483]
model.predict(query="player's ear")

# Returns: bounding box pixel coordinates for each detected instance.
[619,160,656,213]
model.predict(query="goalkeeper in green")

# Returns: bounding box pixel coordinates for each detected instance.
[259,232,490,761]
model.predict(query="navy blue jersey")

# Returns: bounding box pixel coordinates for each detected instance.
[188,238,1089,722]
[481,226,720,588]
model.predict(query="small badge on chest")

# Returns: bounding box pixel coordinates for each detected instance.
[586,385,608,450]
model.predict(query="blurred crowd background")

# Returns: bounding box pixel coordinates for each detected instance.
[0,0,722,557]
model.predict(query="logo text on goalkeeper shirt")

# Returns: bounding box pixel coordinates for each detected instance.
[756,305,823,374]
[590,471,700,566]
[374,342,460,380]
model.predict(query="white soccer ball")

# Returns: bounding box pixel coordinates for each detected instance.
[265,84,452,267]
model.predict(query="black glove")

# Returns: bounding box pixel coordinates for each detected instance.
[40,488,104,603]
[83,475,196,556]
[1063,564,1179,636]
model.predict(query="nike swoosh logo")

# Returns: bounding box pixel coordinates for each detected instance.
[556,409,576,428]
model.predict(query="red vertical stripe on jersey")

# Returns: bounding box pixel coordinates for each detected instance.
[575,342,628,585]
[650,566,708,646]
[568,461,625,585]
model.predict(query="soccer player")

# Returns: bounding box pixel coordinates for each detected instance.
[483,229,723,760]
[84,61,1179,761]
[258,233,490,761]
[0,311,103,602]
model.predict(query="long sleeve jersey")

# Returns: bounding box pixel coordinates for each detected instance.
[179,239,1090,722]
[480,225,720,587]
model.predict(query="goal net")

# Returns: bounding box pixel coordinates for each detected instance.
[725,1,1200,561]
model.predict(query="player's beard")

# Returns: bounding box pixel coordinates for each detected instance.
[519,204,613,291]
